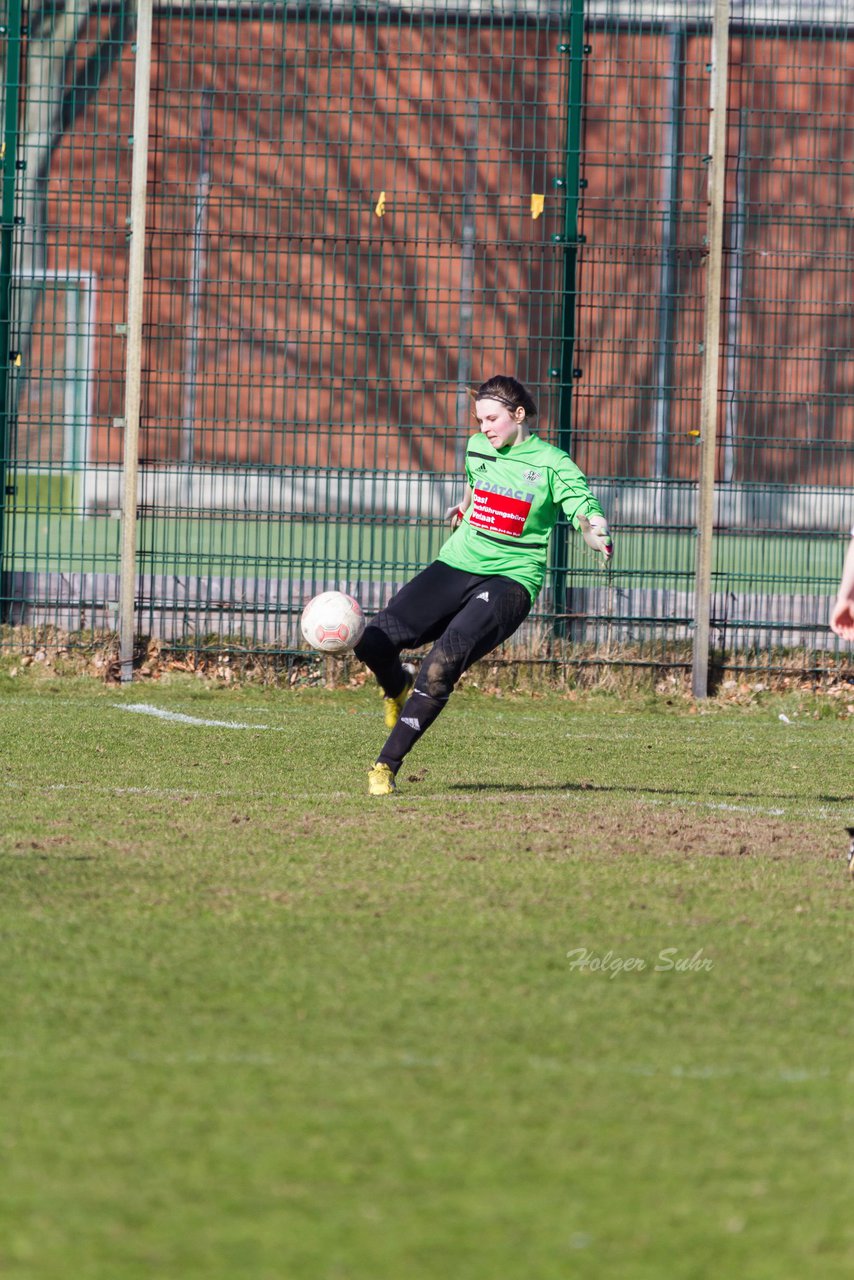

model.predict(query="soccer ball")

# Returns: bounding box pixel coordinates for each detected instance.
[300,591,366,654]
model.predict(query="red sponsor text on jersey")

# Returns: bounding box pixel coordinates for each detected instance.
[469,486,533,537]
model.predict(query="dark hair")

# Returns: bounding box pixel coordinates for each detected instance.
[474,375,538,420]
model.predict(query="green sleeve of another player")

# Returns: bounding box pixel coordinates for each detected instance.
[551,453,605,530]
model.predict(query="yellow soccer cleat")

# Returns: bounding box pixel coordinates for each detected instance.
[383,662,416,730]
[368,762,396,797]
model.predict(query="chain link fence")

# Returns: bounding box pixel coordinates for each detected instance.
[1,1,852,681]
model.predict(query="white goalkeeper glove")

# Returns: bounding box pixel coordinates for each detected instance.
[579,513,614,563]
[444,503,467,529]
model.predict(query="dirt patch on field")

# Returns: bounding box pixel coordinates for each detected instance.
[582,805,831,862]
[466,799,850,868]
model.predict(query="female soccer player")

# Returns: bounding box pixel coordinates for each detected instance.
[354,375,613,795]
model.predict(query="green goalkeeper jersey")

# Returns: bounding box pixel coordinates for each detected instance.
[437,432,606,602]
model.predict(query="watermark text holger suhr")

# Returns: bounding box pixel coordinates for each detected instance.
[566,947,713,978]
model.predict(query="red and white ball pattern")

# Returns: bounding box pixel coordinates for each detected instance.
[300,591,366,654]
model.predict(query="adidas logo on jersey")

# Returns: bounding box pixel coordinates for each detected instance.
[401,716,420,729]
[476,591,490,602]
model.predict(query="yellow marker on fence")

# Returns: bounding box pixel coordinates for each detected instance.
[530,193,545,219]
[374,191,386,217]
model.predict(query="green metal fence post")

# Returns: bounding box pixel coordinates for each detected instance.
[551,0,585,632]
[0,0,23,605]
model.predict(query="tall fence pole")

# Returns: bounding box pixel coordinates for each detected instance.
[552,0,585,628]
[455,97,479,470]
[651,20,685,523]
[119,0,153,683]
[0,0,24,605]
[691,0,730,699]
[180,88,213,474]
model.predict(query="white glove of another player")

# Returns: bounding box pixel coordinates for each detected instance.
[580,513,614,562]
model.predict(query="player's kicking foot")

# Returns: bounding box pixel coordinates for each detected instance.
[383,663,416,730]
[368,763,396,796]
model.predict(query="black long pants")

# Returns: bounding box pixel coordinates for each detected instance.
[353,561,532,772]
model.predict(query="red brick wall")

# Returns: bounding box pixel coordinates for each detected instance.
[18,16,852,488]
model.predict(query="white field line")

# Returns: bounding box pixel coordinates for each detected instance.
[114,702,280,729]
[2,779,844,821]
[0,780,353,801]
[704,801,786,815]
[0,1044,845,1084]
[530,1056,843,1084]
[2,781,203,798]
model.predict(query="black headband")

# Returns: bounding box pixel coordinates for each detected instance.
[475,393,522,411]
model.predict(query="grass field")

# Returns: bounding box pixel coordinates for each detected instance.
[1,673,852,1279]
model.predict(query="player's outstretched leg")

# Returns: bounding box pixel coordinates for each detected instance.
[366,576,531,796]
[353,622,410,706]
[355,562,471,731]
[383,662,416,729]
[371,663,454,789]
